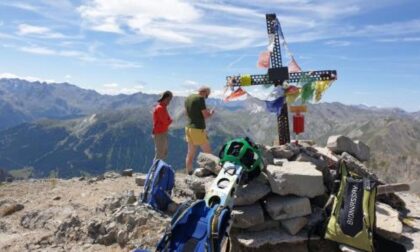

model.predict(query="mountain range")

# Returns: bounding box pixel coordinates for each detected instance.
[0,78,419,182]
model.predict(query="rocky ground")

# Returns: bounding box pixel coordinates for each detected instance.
[0,135,419,252]
[0,174,418,252]
[0,171,185,252]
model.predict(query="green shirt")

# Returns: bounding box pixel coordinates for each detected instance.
[185,94,206,129]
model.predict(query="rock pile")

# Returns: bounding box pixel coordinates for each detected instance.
[89,201,170,249]
[0,135,412,252]
[184,135,405,251]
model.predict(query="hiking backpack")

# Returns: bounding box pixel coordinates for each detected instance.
[156,200,231,252]
[140,159,175,211]
[324,161,377,252]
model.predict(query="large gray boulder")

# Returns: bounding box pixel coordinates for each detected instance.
[193,168,212,177]
[196,153,221,174]
[232,204,265,229]
[341,152,380,182]
[265,195,311,220]
[376,202,403,239]
[257,144,274,166]
[327,135,370,161]
[184,175,214,194]
[232,227,319,248]
[313,146,339,164]
[266,162,325,198]
[270,144,300,160]
[246,220,280,232]
[234,174,271,206]
[281,216,308,235]
[294,153,328,170]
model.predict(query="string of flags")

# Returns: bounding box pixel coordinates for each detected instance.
[225,66,334,115]
[225,17,335,116]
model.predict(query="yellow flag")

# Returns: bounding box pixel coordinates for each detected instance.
[314,80,332,102]
[285,87,301,104]
[240,74,252,86]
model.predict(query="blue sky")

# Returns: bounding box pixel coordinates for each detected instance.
[0,0,419,111]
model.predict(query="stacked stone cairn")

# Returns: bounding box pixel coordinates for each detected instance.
[184,135,404,252]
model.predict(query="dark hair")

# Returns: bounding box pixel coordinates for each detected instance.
[158,90,173,102]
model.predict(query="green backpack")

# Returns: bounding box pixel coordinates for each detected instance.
[324,161,377,252]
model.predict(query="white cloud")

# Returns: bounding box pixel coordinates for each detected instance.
[97,82,145,95]
[20,46,56,55]
[282,3,360,19]
[77,0,263,51]
[377,36,420,43]
[1,2,38,12]
[65,74,72,79]
[90,17,123,33]
[325,40,352,47]
[0,32,19,40]
[18,45,141,69]
[355,19,420,37]
[78,0,201,36]
[17,24,67,39]
[182,80,200,89]
[0,72,56,83]
[196,3,264,18]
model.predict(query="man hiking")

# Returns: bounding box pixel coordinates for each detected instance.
[184,86,214,175]
[152,91,173,160]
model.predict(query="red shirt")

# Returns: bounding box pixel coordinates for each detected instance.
[153,103,172,134]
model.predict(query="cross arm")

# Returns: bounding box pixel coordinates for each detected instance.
[226,70,337,86]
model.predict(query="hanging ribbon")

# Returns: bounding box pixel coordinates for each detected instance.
[275,18,294,60]
[267,34,275,52]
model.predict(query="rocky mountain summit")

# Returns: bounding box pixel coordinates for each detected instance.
[0,136,419,252]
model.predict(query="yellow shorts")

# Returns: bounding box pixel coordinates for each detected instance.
[185,127,209,145]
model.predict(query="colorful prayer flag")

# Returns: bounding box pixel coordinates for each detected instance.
[285,85,301,104]
[299,75,316,102]
[265,86,285,115]
[265,96,285,116]
[239,74,252,86]
[288,57,301,73]
[224,88,248,102]
[266,86,284,101]
[314,80,333,102]
[257,51,271,69]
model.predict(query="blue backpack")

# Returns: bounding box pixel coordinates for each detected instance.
[140,159,175,211]
[156,200,231,252]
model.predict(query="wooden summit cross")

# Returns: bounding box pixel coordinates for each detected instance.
[226,13,337,145]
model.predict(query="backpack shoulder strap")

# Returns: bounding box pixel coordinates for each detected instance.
[157,200,207,251]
